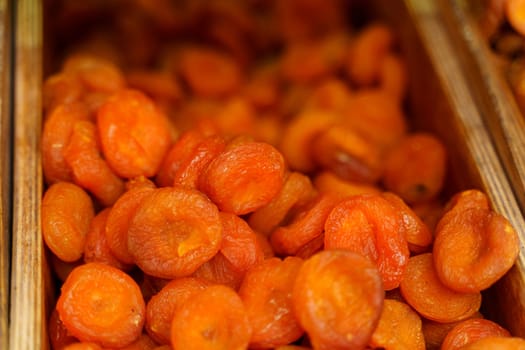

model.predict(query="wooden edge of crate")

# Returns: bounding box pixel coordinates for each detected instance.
[8,0,525,347]
[0,0,12,348]
[437,0,525,219]
[404,0,525,335]
[10,0,47,349]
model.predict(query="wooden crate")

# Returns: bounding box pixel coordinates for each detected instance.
[439,0,525,219]
[9,0,525,348]
[0,0,12,348]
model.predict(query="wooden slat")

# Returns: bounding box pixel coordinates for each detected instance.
[9,0,45,349]
[438,0,525,223]
[11,0,525,347]
[0,0,11,348]
[404,0,525,335]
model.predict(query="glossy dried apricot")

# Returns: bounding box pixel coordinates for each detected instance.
[217,212,264,272]
[324,194,409,290]
[433,189,519,293]
[105,178,156,265]
[192,252,245,290]
[458,336,525,349]
[127,186,222,279]
[399,253,481,323]
[145,277,209,344]
[198,140,285,215]
[170,285,252,350]
[271,193,340,256]
[248,171,316,236]
[56,262,146,348]
[42,182,95,262]
[83,208,131,270]
[382,192,433,253]
[238,257,304,348]
[368,299,425,350]
[63,120,125,207]
[155,127,216,188]
[41,103,91,185]
[292,250,384,350]
[172,135,226,189]
[97,89,173,178]
[441,318,511,350]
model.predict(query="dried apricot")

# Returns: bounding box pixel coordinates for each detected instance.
[382,132,446,204]
[399,253,481,323]
[433,189,520,293]
[105,180,156,265]
[324,194,409,290]
[292,250,384,350]
[56,262,146,348]
[42,182,95,262]
[97,89,173,178]
[458,336,525,349]
[368,299,425,350]
[271,193,340,256]
[42,103,91,185]
[441,318,511,350]
[248,171,316,236]
[170,285,252,350]
[127,186,222,279]
[238,257,304,348]
[83,208,131,270]
[198,140,285,215]
[145,277,209,344]
[63,119,125,207]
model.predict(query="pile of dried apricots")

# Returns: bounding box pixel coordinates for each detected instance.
[41,0,524,349]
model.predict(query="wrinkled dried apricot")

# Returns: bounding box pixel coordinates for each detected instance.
[238,257,304,348]
[97,89,173,178]
[127,186,223,279]
[170,285,252,350]
[324,193,409,290]
[248,171,316,236]
[56,263,146,348]
[399,253,481,323]
[42,182,95,262]
[198,140,285,215]
[368,299,425,349]
[105,178,156,265]
[383,132,446,204]
[271,193,340,256]
[42,103,91,185]
[83,208,131,270]
[441,318,511,350]
[145,277,209,344]
[292,250,384,350]
[63,119,125,207]
[433,189,519,293]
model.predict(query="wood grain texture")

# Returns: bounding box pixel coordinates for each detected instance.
[10,0,45,349]
[11,0,525,347]
[439,0,525,224]
[0,0,11,348]
[404,0,525,335]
